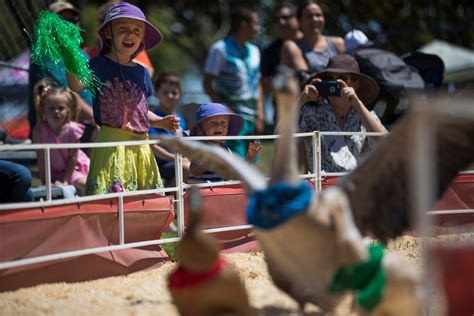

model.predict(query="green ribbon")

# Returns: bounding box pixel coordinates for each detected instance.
[328,244,386,311]
[31,11,103,94]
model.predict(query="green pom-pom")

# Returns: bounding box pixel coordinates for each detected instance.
[31,10,103,93]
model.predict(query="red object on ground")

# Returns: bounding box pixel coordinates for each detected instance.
[168,256,226,289]
[0,195,174,292]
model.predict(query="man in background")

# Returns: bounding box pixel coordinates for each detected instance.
[260,3,302,128]
[202,7,264,158]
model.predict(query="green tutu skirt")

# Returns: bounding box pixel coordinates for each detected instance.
[85,126,163,195]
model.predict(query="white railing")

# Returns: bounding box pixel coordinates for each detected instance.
[0,128,472,270]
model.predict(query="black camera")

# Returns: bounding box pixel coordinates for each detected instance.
[313,80,341,97]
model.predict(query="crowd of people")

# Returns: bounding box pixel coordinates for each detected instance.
[1,0,429,203]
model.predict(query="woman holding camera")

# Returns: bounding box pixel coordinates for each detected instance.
[297,54,386,173]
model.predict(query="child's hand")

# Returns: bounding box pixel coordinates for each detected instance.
[245,141,262,163]
[162,115,181,133]
[54,180,68,186]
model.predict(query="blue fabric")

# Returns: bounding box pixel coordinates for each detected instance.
[247,181,313,229]
[0,160,34,202]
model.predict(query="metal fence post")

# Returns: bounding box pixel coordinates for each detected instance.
[174,152,185,237]
[312,132,321,192]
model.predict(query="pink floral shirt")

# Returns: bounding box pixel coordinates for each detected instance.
[89,56,153,133]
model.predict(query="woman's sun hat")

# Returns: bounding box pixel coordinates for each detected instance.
[190,103,244,136]
[308,54,379,105]
[97,2,163,56]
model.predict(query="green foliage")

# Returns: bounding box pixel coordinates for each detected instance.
[161,231,178,262]
[3,0,474,75]
[80,0,474,73]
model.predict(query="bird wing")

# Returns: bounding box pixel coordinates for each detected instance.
[158,135,267,194]
[339,94,474,242]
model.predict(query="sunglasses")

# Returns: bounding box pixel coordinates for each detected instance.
[63,16,80,23]
[321,74,354,82]
[273,14,294,23]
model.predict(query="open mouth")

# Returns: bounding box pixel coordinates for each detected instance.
[122,42,134,49]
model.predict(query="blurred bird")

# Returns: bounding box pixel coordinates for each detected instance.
[160,67,473,314]
[168,187,252,316]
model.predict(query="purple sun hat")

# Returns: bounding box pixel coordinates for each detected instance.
[190,103,244,136]
[97,2,163,56]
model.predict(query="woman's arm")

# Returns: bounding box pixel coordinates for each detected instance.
[297,82,321,106]
[339,80,386,134]
[331,36,346,54]
[354,100,386,134]
[281,40,308,71]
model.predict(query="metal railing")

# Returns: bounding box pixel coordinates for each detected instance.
[0,129,472,270]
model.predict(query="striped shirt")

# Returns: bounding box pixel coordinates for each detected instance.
[204,36,261,119]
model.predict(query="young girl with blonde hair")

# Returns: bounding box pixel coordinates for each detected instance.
[32,80,90,195]
[66,2,180,195]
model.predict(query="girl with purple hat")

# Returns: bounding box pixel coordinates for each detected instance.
[188,103,262,183]
[67,2,180,195]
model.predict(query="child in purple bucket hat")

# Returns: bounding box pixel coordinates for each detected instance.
[67,2,180,195]
[188,103,262,183]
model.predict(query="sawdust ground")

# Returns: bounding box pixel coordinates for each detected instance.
[0,234,472,316]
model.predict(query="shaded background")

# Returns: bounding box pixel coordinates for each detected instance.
[1,0,474,139]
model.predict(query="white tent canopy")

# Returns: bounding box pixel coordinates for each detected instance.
[420,40,474,83]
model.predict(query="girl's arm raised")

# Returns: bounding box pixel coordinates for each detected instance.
[66,72,85,93]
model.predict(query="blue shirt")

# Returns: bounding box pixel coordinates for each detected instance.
[148,109,186,135]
